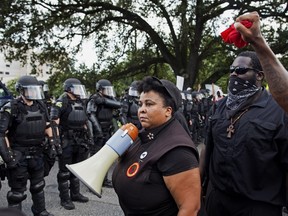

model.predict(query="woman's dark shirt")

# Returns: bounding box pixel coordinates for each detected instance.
[112,118,199,215]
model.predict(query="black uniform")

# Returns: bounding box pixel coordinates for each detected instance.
[87,91,122,188]
[119,92,141,130]
[50,92,89,210]
[0,97,53,216]
[0,81,13,191]
[38,80,53,114]
[182,91,194,137]
[190,95,202,143]
[0,80,13,107]
[38,81,58,177]
[87,93,122,154]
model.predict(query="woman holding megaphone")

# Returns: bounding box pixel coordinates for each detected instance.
[112,76,201,216]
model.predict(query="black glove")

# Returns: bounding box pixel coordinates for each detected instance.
[87,137,94,147]
[54,138,63,156]
[0,136,19,168]
[5,148,21,169]
[94,134,104,145]
[47,137,59,158]
[95,131,104,139]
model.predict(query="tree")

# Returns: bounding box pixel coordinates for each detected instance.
[0,0,287,89]
[6,78,17,97]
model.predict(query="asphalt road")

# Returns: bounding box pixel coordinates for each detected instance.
[0,160,124,216]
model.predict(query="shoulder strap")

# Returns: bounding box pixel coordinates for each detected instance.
[10,98,22,116]
[35,100,50,120]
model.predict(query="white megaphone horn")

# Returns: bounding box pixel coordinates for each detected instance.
[66,123,138,198]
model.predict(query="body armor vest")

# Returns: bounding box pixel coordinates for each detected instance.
[192,102,200,114]
[127,100,138,120]
[186,100,193,113]
[12,109,46,146]
[97,104,114,124]
[66,102,87,130]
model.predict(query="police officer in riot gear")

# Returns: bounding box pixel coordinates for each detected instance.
[0,75,55,216]
[38,80,53,113]
[199,89,213,142]
[0,80,13,108]
[0,80,14,191]
[38,80,60,177]
[119,81,141,129]
[182,88,194,137]
[191,91,202,144]
[50,78,90,210]
[0,131,18,193]
[86,79,121,188]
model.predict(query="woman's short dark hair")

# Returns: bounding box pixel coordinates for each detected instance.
[137,76,176,114]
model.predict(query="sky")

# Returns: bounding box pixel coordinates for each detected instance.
[75,40,98,68]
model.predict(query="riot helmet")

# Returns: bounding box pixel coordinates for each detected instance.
[96,79,115,97]
[128,81,139,97]
[38,80,49,92]
[15,75,44,100]
[192,91,202,102]
[38,80,52,100]
[63,78,87,99]
[200,89,210,98]
[196,92,204,101]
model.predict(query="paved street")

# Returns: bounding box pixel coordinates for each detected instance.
[0,161,124,216]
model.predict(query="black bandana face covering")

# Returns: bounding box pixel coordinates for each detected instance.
[228,75,257,94]
[226,76,260,110]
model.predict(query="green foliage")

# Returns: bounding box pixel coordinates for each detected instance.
[6,78,17,96]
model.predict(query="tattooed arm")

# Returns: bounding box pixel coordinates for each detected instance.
[235,11,288,113]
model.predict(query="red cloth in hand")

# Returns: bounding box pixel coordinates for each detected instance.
[220,20,253,48]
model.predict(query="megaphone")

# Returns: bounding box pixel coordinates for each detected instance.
[66,123,138,198]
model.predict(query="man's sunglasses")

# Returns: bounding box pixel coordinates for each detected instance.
[230,66,260,74]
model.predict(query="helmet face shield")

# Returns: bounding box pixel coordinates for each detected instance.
[186,93,192,100]
[181,92,186,100]
[23,85,45,100]
[70,84,88,99]
[128,87,139,97]
[43,84,49,92]
[102,86,116,97]
[196,93,204,100]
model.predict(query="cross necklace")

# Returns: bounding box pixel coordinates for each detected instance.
[227,109,249,138]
